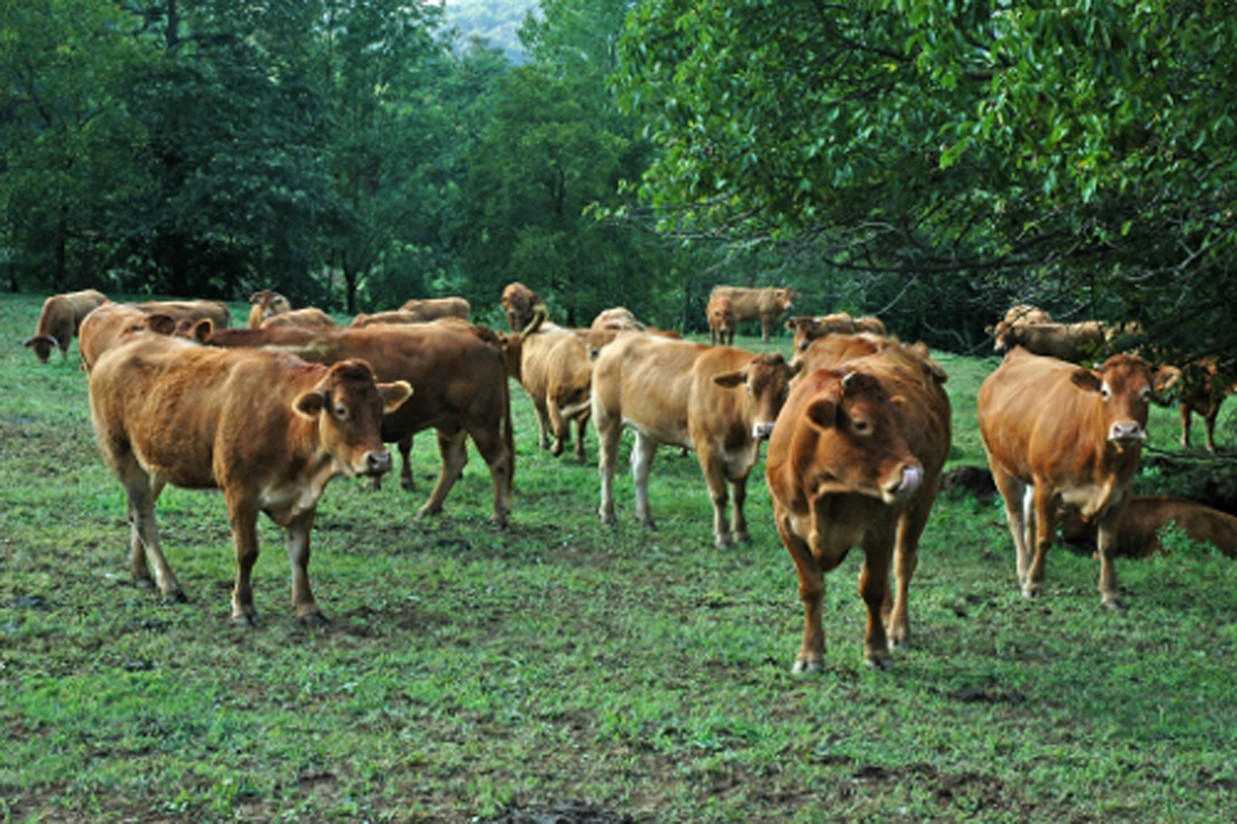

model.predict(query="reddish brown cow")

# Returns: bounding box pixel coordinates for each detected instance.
[398,296,471,323]
[89,332,411,623]
[978,347,1179,609]
[261,307,336,329]
[24,288,109,362]
[501,282,544,332]
[706,294,736,346]
[593,334,799,548]
[247,289,292,328]
[1059,495,1237,559]
[202,323,516,525]
[708,285,797,342]
[134,299,233,331]
[786,313,888,356]
[768,334,951,670]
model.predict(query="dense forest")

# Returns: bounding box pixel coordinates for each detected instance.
[1,1,1233,357]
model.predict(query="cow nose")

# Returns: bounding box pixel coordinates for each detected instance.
[366,450,393,476]
[1108,422,1146,443]
[752,422,775,440]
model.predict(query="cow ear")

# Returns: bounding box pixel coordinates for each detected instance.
[146,313,177,336]
[190,319,214,343]
[714,370,747,388]
[1070,368,1103,393]
[805,398,836,429]
[379,380,413,413]
[294,390,327,418]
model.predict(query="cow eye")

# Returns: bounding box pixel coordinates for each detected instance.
[853,419,871,434]
[1140,388,1151,403]
[1100,386,1112,401]
[334,404,349,419]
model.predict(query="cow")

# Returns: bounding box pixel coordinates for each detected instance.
[706,294,736,346]
[977,346,1179,609]
[1175,357,1235,453]
[592,334,799,548]
[88,332,411,624]
[23,288,109,363]
[200,322,516,526]
[134,299,233,331]
[786,313,888,356]
[767,333,951,670]
[708,285,798,342]
[989,320,1106,363]
[261,307,336,329]
[247,289,292,328]
[1059,495,1237,560]
[397,296,471,323]
[501,282,544,332]
[507,308,594,461]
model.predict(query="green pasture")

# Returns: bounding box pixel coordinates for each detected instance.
[1,292,1234,822]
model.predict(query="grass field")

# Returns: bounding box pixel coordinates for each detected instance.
[1,291,1235,822]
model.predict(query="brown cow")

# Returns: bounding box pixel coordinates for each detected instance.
[507,308,594,461]
[1059,495,1237,559]
[708,285,797,342]
[247,289,292,328]
[201,322,515,525]
[593,334,799,548]
[706,294,736,346]
[767,334,951,670]
[24,288,109,362]
[261,307,336,329]
[1175,357,1235,453]
[134,299,233,331]
[398,296,471,323]
[89,332,411,623]
[989,320,1106,362]
[501,282,544,332]
[978,347,1179,609]
[786,313,888,356]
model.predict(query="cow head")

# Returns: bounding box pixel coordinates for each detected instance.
[294,359,413,477]
[502,282,543,332]
[714,352,801,440]
[799,368,924,504]
[23,334,59,363]
[1070,354,1178,446]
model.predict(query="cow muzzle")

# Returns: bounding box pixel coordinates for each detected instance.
[752,422,776,440]
[362,450,393,477]
[1108,422,1146,444]
[883,463,924,502]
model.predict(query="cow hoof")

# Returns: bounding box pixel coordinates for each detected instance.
[161,588,188,604]
[865,655,894,671]
[299,611,331,627]
[1102,597,1127,613]
[416,504,444,519]
[1021,585,1042,600]
[134,578,156,591]
[793,658,823,674]
[231,612,259,627]
[399,479,415,492]
[640,519,658,532]
[489,515,509,529]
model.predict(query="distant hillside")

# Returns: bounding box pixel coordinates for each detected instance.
[443,0,539,62]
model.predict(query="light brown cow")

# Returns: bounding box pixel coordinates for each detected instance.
[89,332,411,623]
[989,320,1106,362]
[1059,495,1237,559]
[978,347,1179,609]
[501,282,544,332]
[786,313,888,356]
[24,288,109,362]
[134,299,233,331]
[593,334,799,548]
[706,294,736,346]
[767,334,951,670]
[247,289,292,328]
[507,308,594,461]
[708,285,797,342]
[201,322,515,525]
[398,296,471,323]
[261,307,336,329]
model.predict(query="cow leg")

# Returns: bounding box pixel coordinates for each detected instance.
[859,546,894,669]
[466,421,513,527]
[123,471,185,602]
[547,398,567,457]
[1095,504,1127,611]
[886,501,929,648]
[284,509,327,624]
[419,430,468,521]
[227,501,261,625]
[597,415,621,525]
[572,412,589,463]
[776,516,826,673]
[1204,409,1219,454]
[1180,403,1192,448]
[695,449,731,547]
[631,431,659,530]
[532,397,552,450]
[1023,484,1056,599]
[398,434,415,491]
[990,469,1031,588]
[730,474,750,544]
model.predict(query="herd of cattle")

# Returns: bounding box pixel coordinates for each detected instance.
[19,284,1237,669]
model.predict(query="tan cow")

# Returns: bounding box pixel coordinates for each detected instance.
[706,294,736,346]
[134,299,233,331]
[786,313,888,356]
[89,332,411,623]
[78,302,184,372]
[506,308,595,461]
[978,347,1179,609]
[767,334,951,670]
[24,288,109,362]
[247,289,292,327]
[989,320,1106,363]
[261,307,336,329]
[397,296,471,323]
[593,335,799,548]
[501,282,544,332]
[709,285,798,342]
[1059,495,1237,559]
[201,322,515,526]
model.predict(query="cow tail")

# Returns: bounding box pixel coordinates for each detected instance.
[503,377,516,496]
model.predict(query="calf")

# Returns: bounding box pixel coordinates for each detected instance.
[978,347,1178,609]
[248,289,292,327]
[24,288,109,362]
[706,294,735,346]
[89,333,411,623]
[708,285,797,342]
[593,334,798,548]
[1177,357,1235,453]
[1059,495,1237,559]
[767,335,950,670]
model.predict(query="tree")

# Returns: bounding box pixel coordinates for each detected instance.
[616,1,1237,356]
